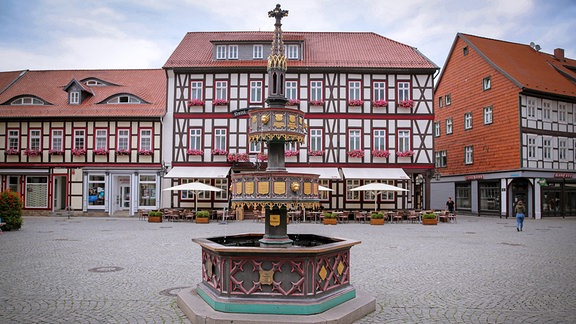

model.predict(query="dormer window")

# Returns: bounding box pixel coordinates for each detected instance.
[85,80,104,86]
[228,45,238,59]
[216,45,226,59]
[11,96,44,105]
[285,44,299,59]
[253,45,263,59]
[69,91,80,104]
[106,95,142,104]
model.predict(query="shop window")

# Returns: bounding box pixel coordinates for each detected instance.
[25,176,48,208]
[479,182,500,212]
[139,175,157,207]
[88,175,106,206]
[455,183,471,210]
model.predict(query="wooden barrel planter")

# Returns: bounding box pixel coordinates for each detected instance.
[370,218,385,225]
[195,211,210,224]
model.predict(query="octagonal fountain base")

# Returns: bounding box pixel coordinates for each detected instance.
[177,233,375,323]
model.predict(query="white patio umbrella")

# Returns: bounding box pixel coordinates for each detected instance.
[163,182,223,212]
[318,185,334,192]
[350,183,409,211]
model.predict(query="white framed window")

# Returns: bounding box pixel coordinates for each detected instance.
[346,179,362,201]
[558,103,567,123]
[214,178,229,201]
[189,129,202,151]
[69,91,80,104]
[285,44,299,59]
[373,81,386,101]
[29,129,41,151]
[435,151,447,167]
[215,81,228,101]
[309,129,323,152]
[7,129,19,150]
[373,129,387,151]
[527,98,536,118]
[139,129,152,151]
[348,81,361,101]
[434,122,440,137]
[483,76,491,90]
[95,129,108,150]
[11,97,43,105]
[106,95,141,104]
[446,118,453,134]
[397,81,410,102]
[543,138,552,160]
[190,81,203,101]
[348,129,361,151]
[484,106,493,125]
[285,80,298,100]
[253,45,263,59]
[542,101,552,120]
[465,146,474,164]
[51,129,63,152]
[285,141,297,152]
[249,80,263,103]
[398,129,411,152]
[117,129,130,151]
[445,94,451,106]
[464,112,473,130]
[438,96,443,108]
[214,128,227,151]
[527,136,537,159]
[228,45,238,59]
[216,45,226,59]
[559,139,567,161]
[310,80,323,102]
[249,141,262,153]
[139,174,157,207]
[73,129,85,150]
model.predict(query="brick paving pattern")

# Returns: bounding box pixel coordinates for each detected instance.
[1,216,575,323]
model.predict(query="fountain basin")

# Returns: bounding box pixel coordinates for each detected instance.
[191,233,360,314]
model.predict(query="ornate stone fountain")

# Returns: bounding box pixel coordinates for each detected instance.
[177,4,374,322]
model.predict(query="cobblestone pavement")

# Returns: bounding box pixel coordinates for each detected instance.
[1,215,575,323]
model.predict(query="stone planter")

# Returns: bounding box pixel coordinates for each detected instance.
[370,218,385,225]
[422,218,438,225]
[196,217,210,224]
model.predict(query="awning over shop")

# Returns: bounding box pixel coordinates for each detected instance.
[165,166,231,179]
[286,167,341,180]
[341,168,409,180]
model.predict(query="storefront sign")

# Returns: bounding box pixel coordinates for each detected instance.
[537,178,547,186]
[554,173,574,179]
[465,175,484,180]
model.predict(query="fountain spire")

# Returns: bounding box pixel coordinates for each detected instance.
[266,4,289,106]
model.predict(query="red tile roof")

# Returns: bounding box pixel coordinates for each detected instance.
[0,69,166,118]
[164,31,438,70]
[458,33,576,98]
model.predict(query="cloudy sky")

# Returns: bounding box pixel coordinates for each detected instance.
[1,0,574,72]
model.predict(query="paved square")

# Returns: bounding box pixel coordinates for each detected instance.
[1,216,575,323]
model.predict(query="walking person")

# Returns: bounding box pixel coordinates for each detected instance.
[446,197,455,214]
[515,200,526,232]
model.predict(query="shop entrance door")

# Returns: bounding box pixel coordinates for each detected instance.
[120,186,130,210]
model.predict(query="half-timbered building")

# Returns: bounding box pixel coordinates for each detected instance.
[162,31,438,213]
[433,33,576,218]
[0,69,165,216]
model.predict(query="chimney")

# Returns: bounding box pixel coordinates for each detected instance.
[554,48,565,61]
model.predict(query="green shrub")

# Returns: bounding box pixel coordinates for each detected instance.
[196,210,210,218]
[323,212,336,219]
[371,212,384,219]
[0,191,23,231]
[148,211,163,217]
[422,213,436,220]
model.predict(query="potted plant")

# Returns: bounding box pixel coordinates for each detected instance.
[370,212,385,225]
[148,211,163,223]
[323,212,337,225]
[195,210,210,224]
[422,213,437,225]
